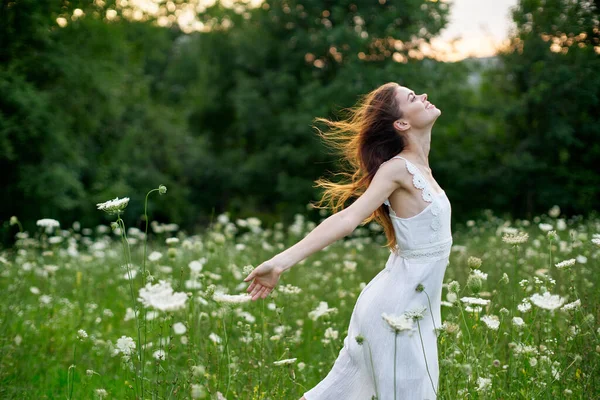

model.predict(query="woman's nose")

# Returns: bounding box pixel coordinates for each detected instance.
[422,93,428,101]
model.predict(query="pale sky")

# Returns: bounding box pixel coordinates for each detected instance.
[427,0,520,61]
[76,0,521,61]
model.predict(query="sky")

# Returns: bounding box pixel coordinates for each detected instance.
[89,0,522,61]
[427,0,520,61]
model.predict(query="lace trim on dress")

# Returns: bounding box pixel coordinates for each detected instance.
[392,237,453,262]
[382,156,444,242]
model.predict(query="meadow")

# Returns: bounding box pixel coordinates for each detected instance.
[0,187,598,399]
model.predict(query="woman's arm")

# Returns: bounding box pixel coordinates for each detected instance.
[276,160,405,272]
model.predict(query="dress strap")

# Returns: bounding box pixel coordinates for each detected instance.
[381,155,434,205]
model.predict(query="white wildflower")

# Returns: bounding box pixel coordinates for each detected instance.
[502,232,529,244]
[138,280,188,312]
[213,292,252,304]
[481,315,500,330]
[381,312,416,334]
[460,296,491,306]
[173,322,187,335]
[561,299,581,311]
[308,301,338,321]
[96,197,129,215]
[555,258,576,270]
[512,317,525,327]
[530,292,565,311]
[116,336,136,356]
[273,358,297,366]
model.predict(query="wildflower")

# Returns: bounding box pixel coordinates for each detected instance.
[592,238,600,246]
[547,230,558,241]
[512,317,525,327]
[116,336,136,356]
[381,312,415,334]
[460,296,490,306]
[95,388,108,398]
[213,292,252,304]
[96,197,130,215]
[138,280,188,312]
[476,376,492,392]
[77,329,88,340]
[404,305,427,321]
[538,223,553,232]
[153,349,166,360]
[36,218,60,233]
[502,232,529,244]
[278,284,302,294]
[9,216,19,226]
[471,269,488,280]
[500,273,509,284]
[481,315,500,330]
[308,301,338,321]
[529,292,565,311]
[191,384,207,399]
[191,365,206,377]
[561,299,580,311]
[555,258,576,270]
[467,274,483,292]
[148,251,163,262]
[209,332,221,344]
[415,283,425,292]
[517,300,532,313]
[273,358,297,366]
[159,185,167,195]
[548,205,560,218]
[166,237,179,245]
[173,322,187,335]
[448,280,460,293]
[467,256,482,269]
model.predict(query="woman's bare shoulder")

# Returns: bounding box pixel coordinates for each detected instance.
[377,157,412,190]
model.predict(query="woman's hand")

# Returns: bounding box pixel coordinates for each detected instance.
[244,257,286,301]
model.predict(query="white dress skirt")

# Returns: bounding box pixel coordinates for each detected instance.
[303,155,453,400]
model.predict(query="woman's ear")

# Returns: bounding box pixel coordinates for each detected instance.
[394,119,410,132]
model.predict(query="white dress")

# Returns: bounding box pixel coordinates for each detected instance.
[303,155,453,400]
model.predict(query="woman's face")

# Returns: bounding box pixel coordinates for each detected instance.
[394,85,441,131]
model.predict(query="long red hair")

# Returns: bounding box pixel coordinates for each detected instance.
[310,82,405,251]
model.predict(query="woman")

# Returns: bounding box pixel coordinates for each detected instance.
[243,82,451,400]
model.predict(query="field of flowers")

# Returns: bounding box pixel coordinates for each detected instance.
[1,186,598,399]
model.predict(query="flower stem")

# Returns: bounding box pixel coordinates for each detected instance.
[417,319,437,397]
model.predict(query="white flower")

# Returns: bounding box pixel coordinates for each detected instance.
[548,205,560,218]
[555,258,576,269]
[95,388,108,398]
[561,299,580,311]
[592,238,600,246]
[460,297,491,306]
[481,315,500,330]
[404,305,427,321]
[173,322,187,335]
[165,237,179,245]
[138,280,188,312]
[116,335,136,356]
[476,376,492,392]
[517,301,532,313]
[308,301,338,321]
[209,332,221,344]
[124,269,137,280]
[381,312,415,334]
[538,223,553,232]
[471,269,488,280]
[530,292,565,311]
[36,218,60,229]
[512,317,525,327]
[77,329,88,340]
[213,292,251,304]
[189,259,205,273]
[324,327,339,340]
[96,197,130,215]
[153,349,166,360]
[277,284,302,294]
[191,384,207,399]
[148,251,163,262]
[273,357,297,366]
[502,232,529,244]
